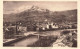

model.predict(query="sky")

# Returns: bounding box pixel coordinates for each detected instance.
[3,1,77,14]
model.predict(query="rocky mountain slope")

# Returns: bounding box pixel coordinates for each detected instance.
[3,6,77,25]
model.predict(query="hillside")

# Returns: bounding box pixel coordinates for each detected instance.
[3,6,77,25]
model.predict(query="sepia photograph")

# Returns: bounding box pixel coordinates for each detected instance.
[3,1,77,47]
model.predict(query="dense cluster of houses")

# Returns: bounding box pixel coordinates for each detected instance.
[3,22,77,39]
[36,22,59,31]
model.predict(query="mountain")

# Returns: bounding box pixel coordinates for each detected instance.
[52,9,77,23]
[29,5,48,12]
[3,6,77,25]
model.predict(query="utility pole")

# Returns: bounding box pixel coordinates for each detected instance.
[16,22,18,35]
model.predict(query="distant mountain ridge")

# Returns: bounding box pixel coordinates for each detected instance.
[3,6,77,24]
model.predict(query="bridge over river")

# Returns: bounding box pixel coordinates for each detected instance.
[3,29,77,47]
